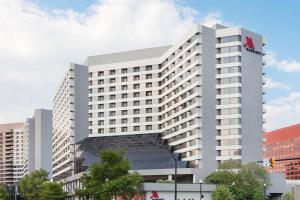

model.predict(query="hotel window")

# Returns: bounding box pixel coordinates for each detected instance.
[146,91,152,96]
[121,110,128,115]
[98,112,104,117]
[98,88,104,93]
[133,75,140,81]
[98,79,104,84]
[146,65,152,71]
[109,111,116,116]
[133,101,140,106]
[98,129,104,134]
[133,92,140,97]
[109,103,115,108]
[98,71,104,76]
[110,86,116,91]
[121,68,127,74]
[146,100,152,105]
[133,67,140,72]
[121,127,127,132]
[133,109,140,114]
[133,126,140,131]
[109,119,116,125]
[121,118,128,124]
[110,128,116,133]
[218,35,241,43]
[121,102,128,107]
[146,82,152,88]
[110,78,116,83]
[146,108,152,113]
[146,74,152,79]
[98,120,104,125]
[133,84,140,89]
[122,93,128,98]
[98,96,104,101]
[121,85,127,90]
[146,117,152,122]
[146,125,152,130]
[121,77,128,82]
[109,70,116,75]
[110,95,116,100]
[133,118,140,123]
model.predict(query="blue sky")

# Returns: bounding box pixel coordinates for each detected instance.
[0,0,299,130]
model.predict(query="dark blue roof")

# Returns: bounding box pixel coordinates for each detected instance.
[75,133,188,173]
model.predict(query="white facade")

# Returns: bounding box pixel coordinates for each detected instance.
[54,23,263,181]
[52,63,88,181]
[22,109,53,178]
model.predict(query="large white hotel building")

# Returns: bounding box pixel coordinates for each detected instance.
[53,24,264,181]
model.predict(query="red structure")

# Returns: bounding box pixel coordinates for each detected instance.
[263,124,300,179]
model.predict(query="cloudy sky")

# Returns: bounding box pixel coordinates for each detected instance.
[0,0,299,131]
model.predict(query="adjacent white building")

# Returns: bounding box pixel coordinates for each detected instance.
[52,64,88,181]
[54,23,264,181]
[22,109,53,178]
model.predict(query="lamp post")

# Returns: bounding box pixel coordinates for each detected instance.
[263,183,267,199]
[199,179,203,200]
[292,185,295,200]
[160,145,178,200]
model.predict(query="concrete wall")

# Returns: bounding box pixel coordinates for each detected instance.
[240,29,264,163]
[200,25,217,180]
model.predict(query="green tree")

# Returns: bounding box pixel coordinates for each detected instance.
[41,182,66,200]
[0,184,9,200]
[212,185,234,200]
[283,192,294,200]
[205,161,270,200]
[76,149,143,200]
[19,169,49,200]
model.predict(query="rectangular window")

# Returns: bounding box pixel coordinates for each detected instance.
[133,75,140,81]
[110,78,116,83]
[121,77,128,82]
[146,65,152,71]
[146,125,152,130]
[110,95,116,100]
[133,67,140,72]
[109,111,116,116]
[133,109,140,114]
[121,85,127,90]
[146,91,152,96]
[146,100,152,105]
[146,74,152,79]
[121,68,127,74]
[133,126,140,131]
[109,70,116,75]
[98,71,104,76]
[133,84,140,89]
[121,110,128,115]
[146,82,152,88]
[121,102,128,107]
[121,118,128,124]
[133,117,140,123]
[121,127,127,132]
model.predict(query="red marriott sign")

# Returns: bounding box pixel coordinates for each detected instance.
[243,36,262,55]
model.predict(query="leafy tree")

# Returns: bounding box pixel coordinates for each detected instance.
[283,192,294,200]
[41,182,67,200]
[212,185,234,200]
[0,184,9,200]
[205,161,270,200]
[19,169,49,200]
[76,149,143,200]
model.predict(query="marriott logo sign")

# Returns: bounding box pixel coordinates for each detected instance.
[243,36,262,55]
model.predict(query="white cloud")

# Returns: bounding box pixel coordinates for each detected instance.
[264,50,300,72]
[0,0,222,123]
[264,78,290,90]
[265,92,300,131]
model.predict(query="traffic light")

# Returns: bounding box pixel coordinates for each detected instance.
[269,157,276,168]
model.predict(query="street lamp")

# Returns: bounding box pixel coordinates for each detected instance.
[292,185,295,200]
[159,145,179,200]
[263,183,267,198]
[199,179,203,200]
